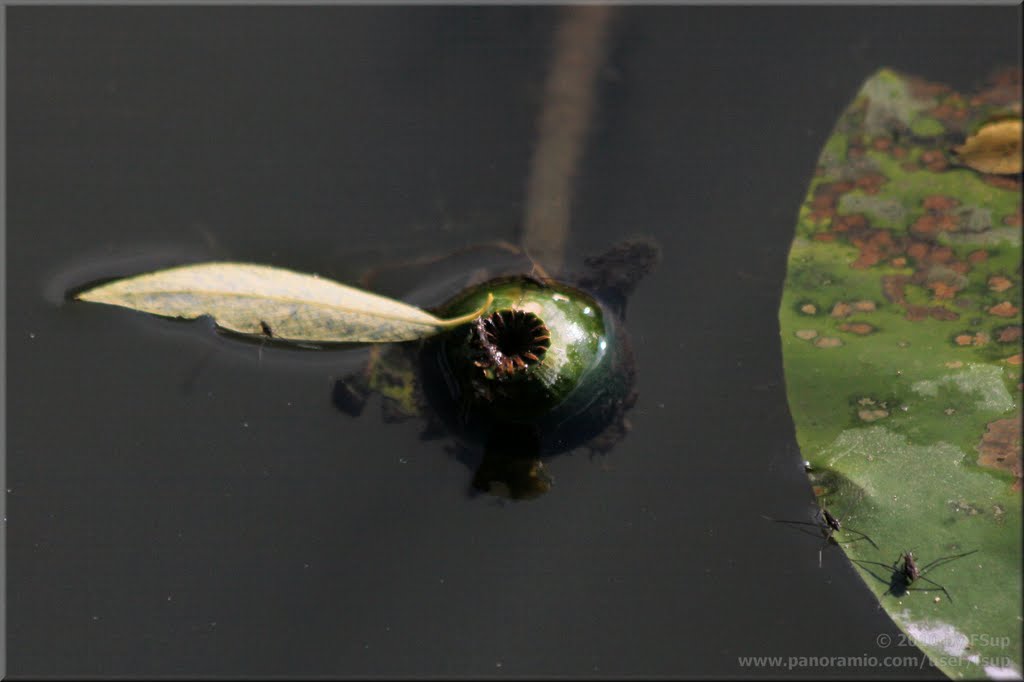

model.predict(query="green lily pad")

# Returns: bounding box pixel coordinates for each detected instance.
[780,68,1022,680]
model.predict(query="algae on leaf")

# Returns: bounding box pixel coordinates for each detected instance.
[780,68,1022,680]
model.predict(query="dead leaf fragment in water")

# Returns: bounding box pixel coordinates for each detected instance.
[953,119,1023,175]
[76,262,493,343]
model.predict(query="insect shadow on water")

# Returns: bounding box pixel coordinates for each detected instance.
[852,549,978,603]
[763,503,878,568]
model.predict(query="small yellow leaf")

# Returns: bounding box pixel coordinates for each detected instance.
[953,118,1022,175]
[76,262,492,343]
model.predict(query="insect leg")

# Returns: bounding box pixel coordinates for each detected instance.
[918,549,978,575]
[818,526,836,568]
[912,575,954,604]
[837,527,878,550]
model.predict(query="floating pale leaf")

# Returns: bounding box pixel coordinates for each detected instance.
[954,118,1022,175]
[76,262,493,343]
[781,69,1022,679]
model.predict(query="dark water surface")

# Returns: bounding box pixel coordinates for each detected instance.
[6,6,1020,678]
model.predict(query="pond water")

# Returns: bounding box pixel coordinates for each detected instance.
[6,6,1020,678]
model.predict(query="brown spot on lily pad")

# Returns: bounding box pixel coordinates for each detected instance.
[807,181,851,222]
[996,325,1022,343]
[853,300,877,312]
[839,322,876,335]
[983,174,1022,191]
[931,101,970,125]
[928,281,959,300]
[953,331,990,347]
[795,329,819,341]
[910,215,941,237]
[855,172,888,195]
[858,409,889,422]
[928,307,960,322]
[1007,353,1023,366]
[976,414,1022,490]
[911,306,959,322]
[890,257,907,267]
[948,261,971,276]
[921,149,949,172]
[945,360,964,368]
[967,250,989,264]
[850,230,899,269]
[923,195,959,211]
[800,303,817,315]
[906,305,930,322]
[989,276,1014,293]
[831,302,852,318]
[833,213,868,233]
[814,337,843,348]
[989,301,1020,318]
[907,243,930,262]
[928,246,954,264]
[883,275,910,304]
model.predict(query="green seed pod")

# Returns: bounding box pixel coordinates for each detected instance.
[420,276,634,456]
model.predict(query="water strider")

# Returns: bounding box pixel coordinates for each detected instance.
[763,502,877,567]
[854,549,979,603]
